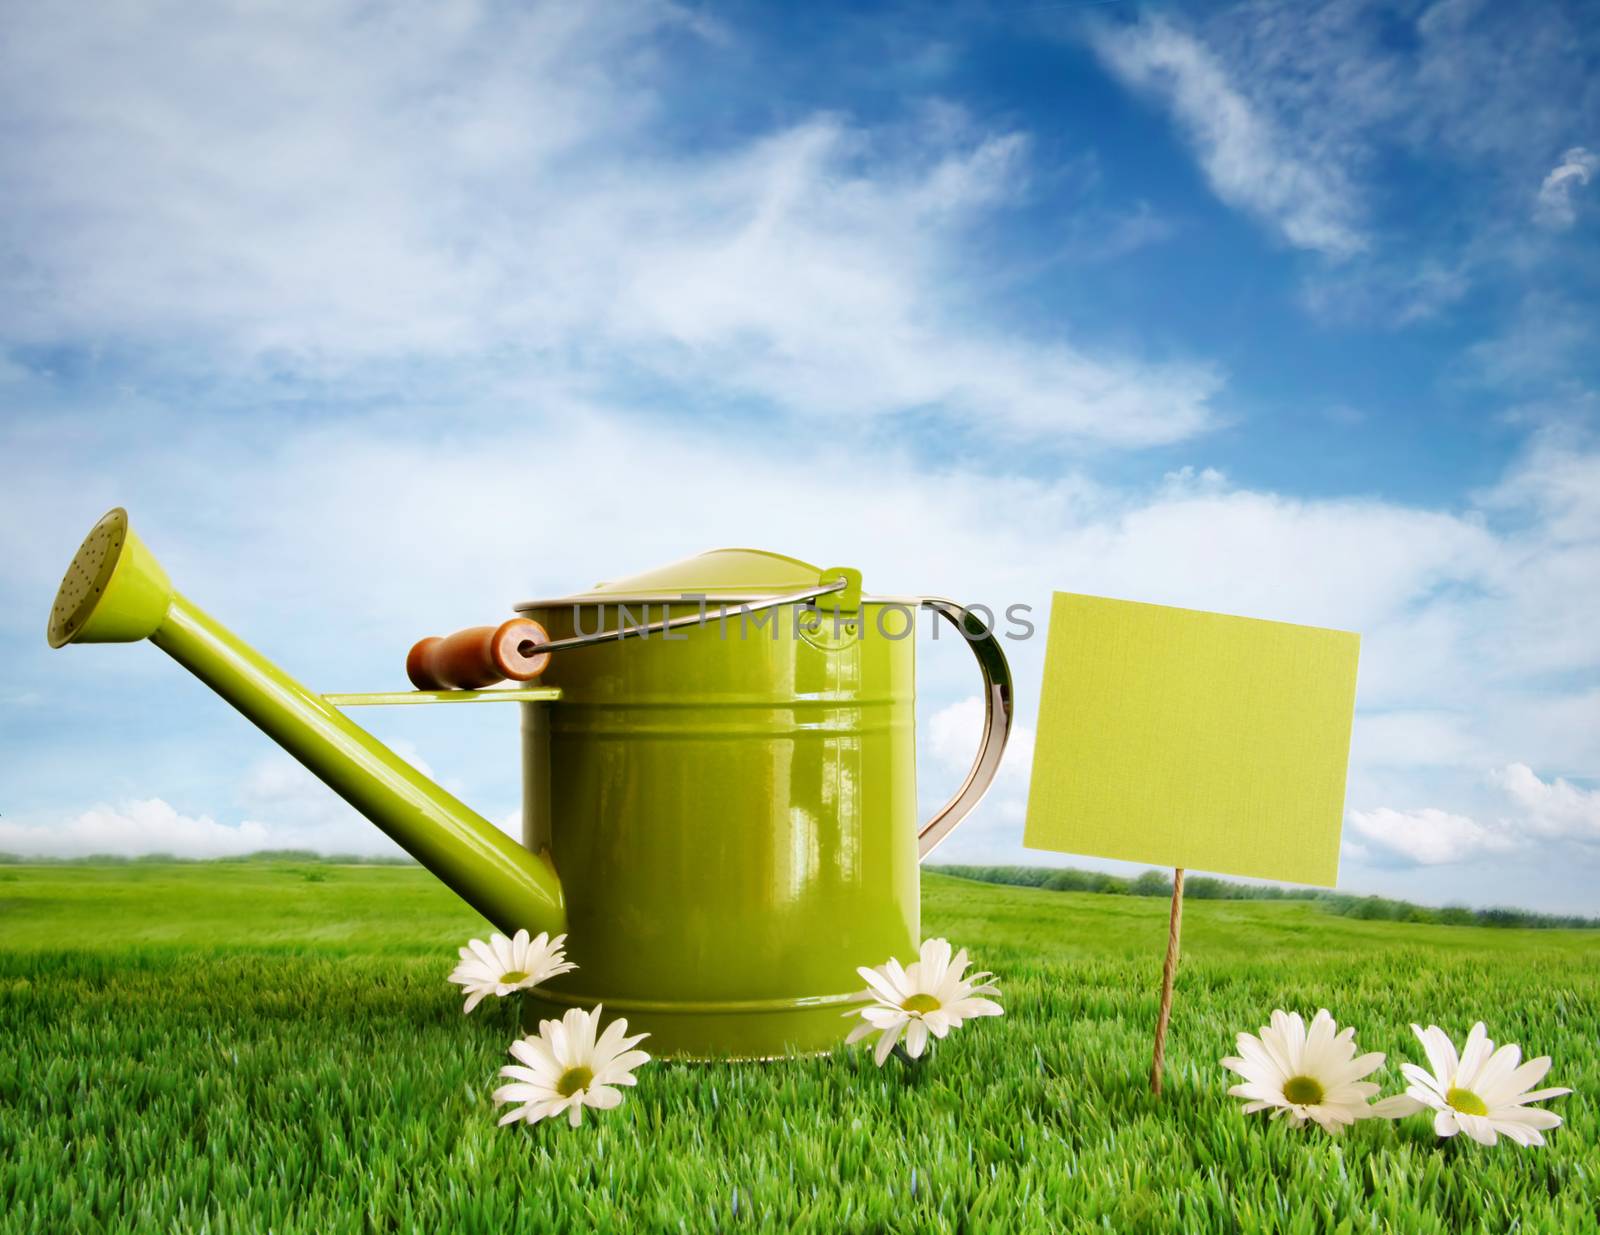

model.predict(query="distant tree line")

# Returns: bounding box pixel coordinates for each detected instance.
[5,851,1594,929]
[932,865,1600,931]
[0,849,414,866]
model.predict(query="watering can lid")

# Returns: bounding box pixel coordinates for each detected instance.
[516,548,836,608]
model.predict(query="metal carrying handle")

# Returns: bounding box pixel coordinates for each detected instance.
[522,577,850,654]
[915,599,1014,861]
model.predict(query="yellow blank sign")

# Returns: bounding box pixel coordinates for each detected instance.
[1023,593,1359,887]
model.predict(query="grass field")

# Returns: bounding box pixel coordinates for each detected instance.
[1,862,1595,1233]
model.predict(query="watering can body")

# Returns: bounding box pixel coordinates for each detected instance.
[48,513,1011,1059]
[518,556,925,1056]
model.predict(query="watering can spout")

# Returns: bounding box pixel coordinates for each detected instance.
[46,508,566,937]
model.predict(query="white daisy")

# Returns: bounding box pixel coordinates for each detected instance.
[1388,1021,1571,1147]
[493,1005,650,1128]
[447,928,577,1014]
[1221,1009,1408,1135]
[842,937,1003,1066]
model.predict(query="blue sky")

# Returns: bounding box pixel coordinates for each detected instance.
[2,1,1597,910]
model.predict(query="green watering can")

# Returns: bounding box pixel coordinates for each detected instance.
[47,508,1013,1058]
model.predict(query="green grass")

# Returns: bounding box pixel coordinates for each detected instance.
[1,863,1594,1233]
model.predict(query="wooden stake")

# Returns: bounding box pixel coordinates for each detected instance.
[1150,867,1185,1095]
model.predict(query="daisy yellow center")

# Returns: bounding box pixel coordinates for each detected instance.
[900,993,941,1014]
[1446,1086,1489,1116]
[1282,1076,1324,1106]
[499,970,529,984]
[556,1066,594,1098]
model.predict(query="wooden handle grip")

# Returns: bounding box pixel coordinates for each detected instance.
[405,619,551,691]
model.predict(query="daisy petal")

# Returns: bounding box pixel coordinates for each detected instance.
[1472,1042,1522,1101]
[873,1020,905,1067]
[605,1049,652,1076]
[1498,1106,1564,1130]
[1400,1062,1446,1097]
[1415,1024,1459,1086]
[1457,1023,1493,1087]
[1460,1113,1498,1147]
[858,966,907,1007]
[1499,1055,1553,1096]
[1494,1120,1540,1147]
[1516,1086,1572,1104]
[1370,1094,1425,1119]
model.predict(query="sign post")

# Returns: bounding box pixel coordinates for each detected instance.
[1149,867,1184,1095]
[1023,593,1360,1095]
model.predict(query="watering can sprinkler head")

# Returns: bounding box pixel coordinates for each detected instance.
[47,507,175,648]
[46,507,567,938]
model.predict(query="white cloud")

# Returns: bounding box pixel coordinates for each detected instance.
[7,410,1597,881]
[0,733,523,860]
[1350,711,1481,768]
[1346,759,1600,871]
[1299,258,1472,327]
[605,120,1219,444]
[1345,806,1516,867]
[1088,5,1600,326]
[0,2,1218,446]
[924,695,1035,859]
[0,799,274,859]
[1466,294,1596,386]
[1047,488,1496,678]
[229,761,397,855]
[243,743,438,804]
[1087,15,1364,256]
[1490,762,1600,841]
[1534,147,1599,229]
[929,694,1036,793]
[1056,199,1177,264]
[1471,426,1600,683]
